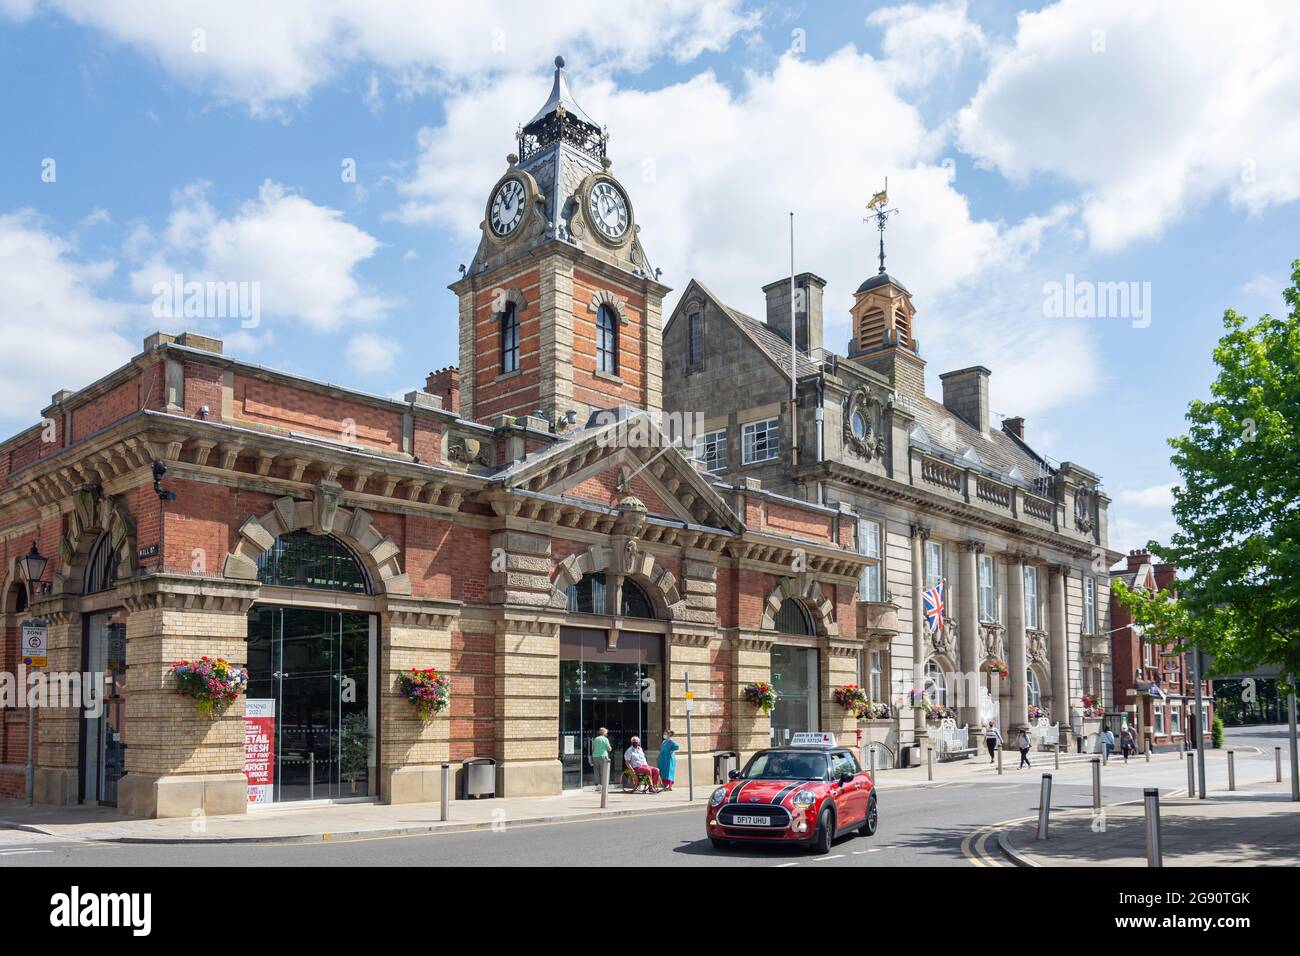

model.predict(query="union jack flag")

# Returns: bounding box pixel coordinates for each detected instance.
[922,584,945,634]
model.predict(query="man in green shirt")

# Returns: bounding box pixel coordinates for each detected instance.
[590,727,611,791]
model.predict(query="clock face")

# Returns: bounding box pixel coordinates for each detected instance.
[588,180,630,241]
[852,411,868,439]
[489,178,526,237]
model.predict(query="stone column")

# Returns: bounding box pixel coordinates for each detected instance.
[30,595,81,806]
[909,525,927,743]
[492,612,563,796]
[1048,565,1070,727]
[733,631,775,758]
[957,541,982,731]
[822,639,861,744]
[666,628,716,789]
[378,596,458,804]
[116,575,259,818]
[1006,554,1028,730]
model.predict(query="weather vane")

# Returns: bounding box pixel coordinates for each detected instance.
[865,177,900,275]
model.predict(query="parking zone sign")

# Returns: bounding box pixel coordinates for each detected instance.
[21,620,48,667]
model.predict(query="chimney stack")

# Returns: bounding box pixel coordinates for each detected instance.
[1002,416,1025,441]
[761,272,825,353]
[939,366,991,433]
[426,366,460,414]
[1127,548,1151,573]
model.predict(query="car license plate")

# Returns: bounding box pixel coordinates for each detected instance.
[732,814,767,826]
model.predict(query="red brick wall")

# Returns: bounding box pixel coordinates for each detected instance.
[231,374,401,451]
[71,376,141,442]
[571,268,648,410]
[472,267,542,422]
[763,500,833,543]
[563,467,675,517]
[183,362,224,421]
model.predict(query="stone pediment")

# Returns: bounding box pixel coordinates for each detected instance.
[495,414,742,533]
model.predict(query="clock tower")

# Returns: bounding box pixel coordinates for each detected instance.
[450,56,669,427]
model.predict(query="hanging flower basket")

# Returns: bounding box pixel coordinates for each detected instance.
[741,681,778,715]
[926,703,956,722]
[1081,693,1104,717]
[1028,704,1049,722]
[989,659,1009,679]
[833,684,870,718]
[169,657,248,719]
[907,687,929,708]
[397,667,452,720]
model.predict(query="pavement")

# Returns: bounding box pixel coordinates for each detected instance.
[996,779,1300,867]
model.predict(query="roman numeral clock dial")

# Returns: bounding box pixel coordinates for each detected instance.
[490,178,525,237]
[588,180,630,241]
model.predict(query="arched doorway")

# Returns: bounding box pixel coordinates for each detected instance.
[246,531,377,803]
[769,597,819,746]
[558,571,663,790]
[82,531,128,805]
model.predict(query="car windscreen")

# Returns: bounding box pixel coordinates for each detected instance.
[742,751,829,781]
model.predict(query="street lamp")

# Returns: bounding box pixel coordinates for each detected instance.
[18,541,47,586]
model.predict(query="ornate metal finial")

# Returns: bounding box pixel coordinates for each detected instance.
[865,177,900,275]
[555,54,565,70]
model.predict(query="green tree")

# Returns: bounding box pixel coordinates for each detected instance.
[1135,260,1300,684]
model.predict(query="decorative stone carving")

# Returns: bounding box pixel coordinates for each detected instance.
[843,388,886,460]
[979,622,1005,664]
[1027,628,1048,665]
[1074,486,1097,533]
[448,434,489,466]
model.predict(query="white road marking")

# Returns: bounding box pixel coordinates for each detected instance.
[808,853,845,861]
[775,861,802,867]
[0,849,51,856]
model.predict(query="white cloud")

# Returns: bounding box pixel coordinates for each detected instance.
[867,0,986,90]
[129,180,389,333]
[346,332,398,374]
[0,212,133,428]
[957,0,1300,251]
[9,0,758,112]
[1117,482,1178,509]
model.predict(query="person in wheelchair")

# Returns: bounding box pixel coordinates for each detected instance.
[622,736,662,792]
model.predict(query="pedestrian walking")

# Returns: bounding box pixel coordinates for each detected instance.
[658,729,680,792]
[1016,728,1032,769]
[1101,727,1116,760]
[590,726,611,791]
[1120,726,1135,763]
[984,720,1002,763]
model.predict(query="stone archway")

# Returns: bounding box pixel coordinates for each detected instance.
[58,487,136,595]
[549,539,682,617]
[221,495,411,595]
[759,576,837,637]
[588,289,630,326]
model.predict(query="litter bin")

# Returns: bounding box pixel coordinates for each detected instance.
[900,743,921,768]
[461,757,497,799]
[714,751,739,783]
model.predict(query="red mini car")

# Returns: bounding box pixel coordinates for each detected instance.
[706,738,877,854]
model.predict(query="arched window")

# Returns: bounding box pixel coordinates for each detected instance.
[84,532,119,594]
[925,660,948,707]
[500,301,520,374]
[1026,668,1042,708]
[565,572,657,619]
[774,598,814,635]
[256,531,371,594]
[596,304,618,374]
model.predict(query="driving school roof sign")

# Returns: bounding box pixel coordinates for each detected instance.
[789,732,837,747]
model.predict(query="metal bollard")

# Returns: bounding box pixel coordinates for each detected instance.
[1277,747,1283,783]
[1143,788,1163,867]
[997,745,1003,775]
[1145,746,1150,763]
[869,747,876,784]
[927,746,934,781]
[1054,745,1060,770]
[1228,750,1236,791]
[1186,751,1195,797]
[440,763,451,821]
[1036,773,1053,841]
[309,752,315,800]
[599,757,610,809]
[1091,757,1101,811]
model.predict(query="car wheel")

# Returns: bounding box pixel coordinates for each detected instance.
[862,795,878,837]
[709,837,730,850]
[810,808,834,854]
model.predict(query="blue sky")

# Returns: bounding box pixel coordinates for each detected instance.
[1,0,1297,556]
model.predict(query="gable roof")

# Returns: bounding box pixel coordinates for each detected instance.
[669,279,823,383]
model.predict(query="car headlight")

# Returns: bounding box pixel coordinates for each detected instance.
[710,787,728,806]
[792,790,816,809]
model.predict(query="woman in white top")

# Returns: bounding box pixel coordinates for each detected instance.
[983,721,1002,763]
[1016,729,1032,769]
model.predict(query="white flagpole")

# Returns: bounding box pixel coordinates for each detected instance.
[789,212,797,466]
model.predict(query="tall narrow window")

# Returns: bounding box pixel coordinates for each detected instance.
[858,518,881,601]
[688,311,703,369]
[1083,575,1097,634]
[1024,564,1039,629]
[500,301,520,374]
[597,304,618,374]
[978,553,996,622]
[925,540,943,591]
